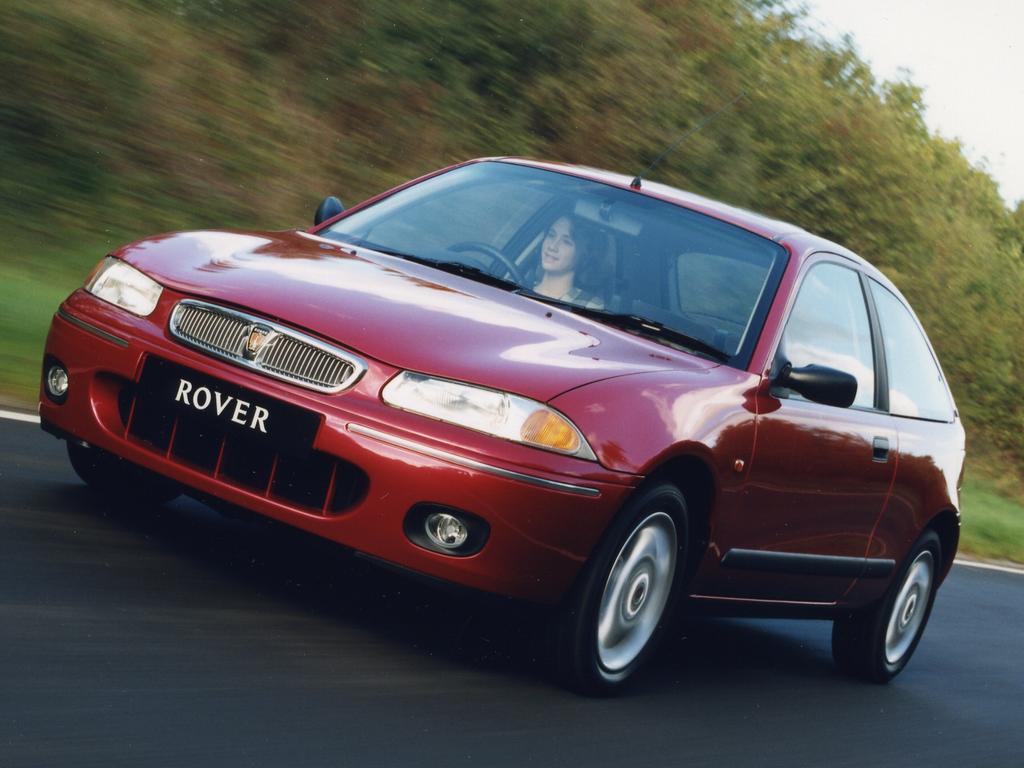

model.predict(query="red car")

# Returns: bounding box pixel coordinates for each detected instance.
[40,158,964,693]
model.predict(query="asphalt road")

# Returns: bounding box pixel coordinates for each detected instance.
[2,416,1022,768]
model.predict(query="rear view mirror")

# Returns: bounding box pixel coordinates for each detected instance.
[773,362,858,408]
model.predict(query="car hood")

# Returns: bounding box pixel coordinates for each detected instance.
[117,229,717,401]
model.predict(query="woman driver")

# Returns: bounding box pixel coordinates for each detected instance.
[533,215,605,309]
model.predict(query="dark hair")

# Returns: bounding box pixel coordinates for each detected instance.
[558,214,605,292]
[560,214,600,269]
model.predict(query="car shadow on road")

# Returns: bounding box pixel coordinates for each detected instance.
[51,483,843,694]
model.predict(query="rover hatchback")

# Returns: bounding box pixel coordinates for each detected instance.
[40,158,964,692]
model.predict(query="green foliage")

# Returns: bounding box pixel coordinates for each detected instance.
[960,478,1024,564]
[1,0,1022,485]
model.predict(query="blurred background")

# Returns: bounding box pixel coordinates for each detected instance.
[1,0,1020,561]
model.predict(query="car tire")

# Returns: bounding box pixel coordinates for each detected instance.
[67,442,180,505]
[831,529,941,683]
[551,482,689,695]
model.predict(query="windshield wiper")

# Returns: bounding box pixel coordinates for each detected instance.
[365,248,520,292]
[517,290,730,363]
[601,313,730,362]
[405,255,521,291]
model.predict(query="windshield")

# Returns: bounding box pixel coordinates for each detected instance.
[320,161,787,367]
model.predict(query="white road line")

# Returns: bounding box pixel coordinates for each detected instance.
[4,401,1024,577]
[0,408,40,424]
[954,558,1024,576]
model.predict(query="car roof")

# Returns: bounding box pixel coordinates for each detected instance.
[491,157,882,280]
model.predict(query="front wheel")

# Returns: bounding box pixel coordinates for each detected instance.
[551,483,688,694]
[832,529,941,682]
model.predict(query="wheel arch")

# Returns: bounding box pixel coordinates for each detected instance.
[563,449,718,609]
[926,507,960,584]
[642,452,717,585]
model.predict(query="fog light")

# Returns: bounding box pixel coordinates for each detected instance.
[46,365,69,398]
[405,504,489,557]
[425,512,469,550]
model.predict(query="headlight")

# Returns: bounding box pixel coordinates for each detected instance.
[382,372,596,460]
[86,257,163,316]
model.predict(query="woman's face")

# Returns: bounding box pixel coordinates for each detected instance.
[541,217,577,276]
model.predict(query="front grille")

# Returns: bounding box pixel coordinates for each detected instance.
[169,300,366,394]
[259,334,353,390]
[122,379,368,516]
[172,303,250,357]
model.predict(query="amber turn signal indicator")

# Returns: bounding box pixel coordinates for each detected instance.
[521,409,581,454]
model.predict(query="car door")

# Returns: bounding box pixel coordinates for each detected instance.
[711,257,899,603]
[856,278,963,569]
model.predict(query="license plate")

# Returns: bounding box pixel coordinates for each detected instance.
[136,357,320,455]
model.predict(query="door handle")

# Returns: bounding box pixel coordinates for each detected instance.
[872,436,890,462]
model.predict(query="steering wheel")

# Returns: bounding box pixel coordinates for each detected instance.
[448,241,525,284]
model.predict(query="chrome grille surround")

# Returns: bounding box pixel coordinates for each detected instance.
[168,299,366,394]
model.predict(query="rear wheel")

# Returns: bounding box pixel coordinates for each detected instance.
[832,529,941,682]
[552,483,688,694]
[67,442,180,505]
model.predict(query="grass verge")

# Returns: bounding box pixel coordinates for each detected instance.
[0,233,125,405]
[958,477,1024,565]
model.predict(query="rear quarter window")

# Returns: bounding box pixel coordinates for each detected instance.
[869,280,954,422]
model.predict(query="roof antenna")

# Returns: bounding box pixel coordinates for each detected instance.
[630,91,746,190]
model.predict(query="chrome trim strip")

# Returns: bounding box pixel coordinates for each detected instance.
[56,307,129,347]
[347,423,602,497]
[689,594,836,607]
[168,299,367,394]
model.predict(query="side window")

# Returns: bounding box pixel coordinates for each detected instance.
[778,262,876,408]
[869,280,954,421]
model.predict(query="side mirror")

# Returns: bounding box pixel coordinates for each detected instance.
[314,196,344,226]
[773,361,858,408]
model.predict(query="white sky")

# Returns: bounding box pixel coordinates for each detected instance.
[801,0,1024,207]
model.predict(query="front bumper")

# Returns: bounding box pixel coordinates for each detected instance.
[40,289,639,603]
